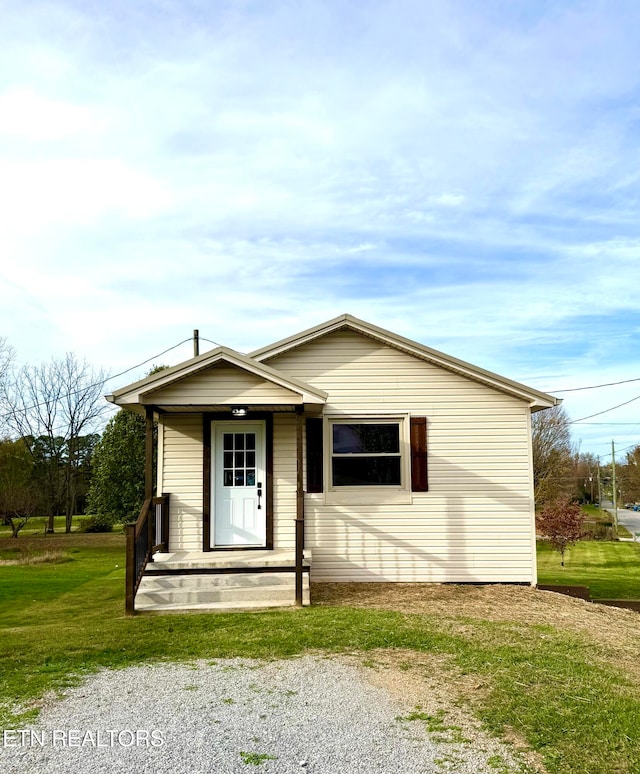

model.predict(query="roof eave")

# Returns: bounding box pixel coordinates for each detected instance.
[108,346,327,408]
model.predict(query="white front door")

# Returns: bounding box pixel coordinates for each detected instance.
[212,421,266,547]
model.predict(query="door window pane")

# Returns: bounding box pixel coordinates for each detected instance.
[221,430,260,488]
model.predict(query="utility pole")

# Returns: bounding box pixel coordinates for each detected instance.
[193,329,200,357]
[612,440,618,531]
[597,462,602,509]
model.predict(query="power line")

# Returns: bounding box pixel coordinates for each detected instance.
[583,442,637,462]
[0,337,193,422]
[594,440,639,460]
[552,376,640,392]
[569,392,640,424]
[102,338,193,384]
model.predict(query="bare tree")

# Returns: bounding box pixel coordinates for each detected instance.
[531,404,575,507]
[0,338,15,435]
[2,354,107,533]
[57,354,108,531]
[573,451,600,504]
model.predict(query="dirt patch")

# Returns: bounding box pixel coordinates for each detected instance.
[0,532,124,552]
[337,649,546,773]
[0,550,69,566]
[312,582,640,677]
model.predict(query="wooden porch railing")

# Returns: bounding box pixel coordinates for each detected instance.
[125,494,170,614]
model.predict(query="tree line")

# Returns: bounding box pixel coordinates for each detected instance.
[0,338,145,537]
[532,403,640,508]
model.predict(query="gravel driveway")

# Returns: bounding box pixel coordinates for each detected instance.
[0,656,524,773]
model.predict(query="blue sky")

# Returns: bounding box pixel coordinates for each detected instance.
[1,0,640,461]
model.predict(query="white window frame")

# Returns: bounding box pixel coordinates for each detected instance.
[323,413,411,505]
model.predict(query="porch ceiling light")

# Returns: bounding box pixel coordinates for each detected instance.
[231,406,249,417]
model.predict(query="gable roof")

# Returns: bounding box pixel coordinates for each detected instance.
[250,313,559,411]
[107,345,328,408]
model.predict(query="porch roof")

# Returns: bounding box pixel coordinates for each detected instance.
[106,345,327,413]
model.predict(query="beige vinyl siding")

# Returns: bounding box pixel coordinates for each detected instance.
[272,414,297,549]
[161,414,203,551]
[147,365,299,405]
[266,330,537,584]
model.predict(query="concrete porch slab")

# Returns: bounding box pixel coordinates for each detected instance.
[145,548,311,572]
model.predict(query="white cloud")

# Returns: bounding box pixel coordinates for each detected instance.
[0,88,107,140]
[0,158,172,233]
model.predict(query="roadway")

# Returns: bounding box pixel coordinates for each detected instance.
[602,499,640,540]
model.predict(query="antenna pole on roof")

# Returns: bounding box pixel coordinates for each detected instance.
[193,329,200,357]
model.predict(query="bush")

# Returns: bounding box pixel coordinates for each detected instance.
[536,498,584,566]
[79,515,114,533]
[582,520,615,541]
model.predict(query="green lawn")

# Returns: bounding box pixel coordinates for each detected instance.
[580,504,609,520]
[2,533,640,773]
[0,515,84,537]
[537,540,640,599]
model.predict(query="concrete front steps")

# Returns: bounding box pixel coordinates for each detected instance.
[134,549,310,612]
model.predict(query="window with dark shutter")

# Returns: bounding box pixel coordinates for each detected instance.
[331,422,401,486]
[410,416,428,492]
[306,417,323,493]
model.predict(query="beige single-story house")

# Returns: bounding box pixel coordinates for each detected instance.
[109,314,558,613]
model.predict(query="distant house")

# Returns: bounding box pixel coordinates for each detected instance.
[108,314,558,613]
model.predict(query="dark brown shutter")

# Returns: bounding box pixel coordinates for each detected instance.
[410,417,428,492]
[306,418,323,493]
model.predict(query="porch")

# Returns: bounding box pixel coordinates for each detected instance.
[111,345,327,613]
[135,549,311,612]
[123,410,311,613]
